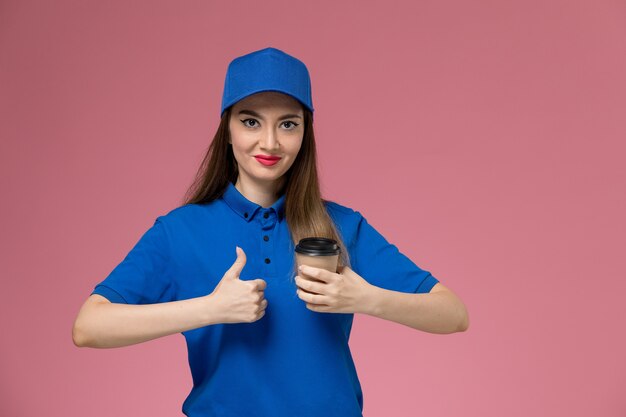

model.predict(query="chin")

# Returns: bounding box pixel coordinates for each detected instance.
[249,169,282,181]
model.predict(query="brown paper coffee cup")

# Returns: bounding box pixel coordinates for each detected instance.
[295,237,341,281]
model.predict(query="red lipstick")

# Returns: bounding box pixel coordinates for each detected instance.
[255,154,281,166]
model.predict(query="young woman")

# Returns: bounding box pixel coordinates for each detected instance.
[72,47,469,417]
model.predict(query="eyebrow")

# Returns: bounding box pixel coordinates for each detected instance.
[237,109,302,120]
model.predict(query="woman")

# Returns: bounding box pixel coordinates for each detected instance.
[72,47,469,417]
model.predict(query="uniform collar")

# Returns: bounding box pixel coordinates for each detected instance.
[222,181,286,222]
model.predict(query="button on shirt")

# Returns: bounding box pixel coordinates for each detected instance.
[91,181,439,417]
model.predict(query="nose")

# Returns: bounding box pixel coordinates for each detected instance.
[260,125,279,150]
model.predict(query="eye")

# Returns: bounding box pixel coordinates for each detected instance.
[241,118,259,128]
[282,121,299,130]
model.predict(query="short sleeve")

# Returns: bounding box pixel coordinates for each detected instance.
[91,217,176,304]
[351,211,439,294]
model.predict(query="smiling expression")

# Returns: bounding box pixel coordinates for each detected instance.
[228,91,305,187]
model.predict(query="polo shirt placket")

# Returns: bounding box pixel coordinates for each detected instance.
[259,208,278,276]
[221,182,285,280]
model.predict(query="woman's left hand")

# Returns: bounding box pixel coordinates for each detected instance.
[295,264,375,314]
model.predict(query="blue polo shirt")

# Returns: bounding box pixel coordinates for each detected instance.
[91,181,439,417]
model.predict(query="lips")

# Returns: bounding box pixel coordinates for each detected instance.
[255,155,281,161]
[255,156,280,166]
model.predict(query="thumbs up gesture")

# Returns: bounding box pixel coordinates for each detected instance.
[209,246,268,324]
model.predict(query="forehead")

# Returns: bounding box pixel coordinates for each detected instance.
[232,91,303,113]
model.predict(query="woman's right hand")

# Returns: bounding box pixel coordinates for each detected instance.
[206,246,268,324]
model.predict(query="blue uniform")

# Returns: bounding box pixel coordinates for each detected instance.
[91,181,439,416]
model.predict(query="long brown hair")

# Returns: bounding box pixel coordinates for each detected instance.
[181,106,351,276]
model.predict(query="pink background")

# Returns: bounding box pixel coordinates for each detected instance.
[1,1,625,416]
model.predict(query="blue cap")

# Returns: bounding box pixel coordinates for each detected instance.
[220,47,314,118]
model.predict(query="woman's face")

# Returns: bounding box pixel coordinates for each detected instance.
[228,91,305,188]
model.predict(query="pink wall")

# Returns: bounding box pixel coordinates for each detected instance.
[1,1,624,416]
